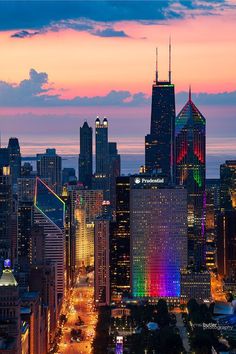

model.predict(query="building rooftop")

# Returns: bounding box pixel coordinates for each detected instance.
[0,269,18,287]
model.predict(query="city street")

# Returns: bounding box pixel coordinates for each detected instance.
[58,281,97,354]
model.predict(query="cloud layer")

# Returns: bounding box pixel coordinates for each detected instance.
[0,1,233,39]
[0,69,235,107]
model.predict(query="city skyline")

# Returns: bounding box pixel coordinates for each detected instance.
[0,1,235,161]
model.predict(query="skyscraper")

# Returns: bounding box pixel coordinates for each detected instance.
[37,148,62,195]
[130,177,187,299]
[110,176,130,301]
[220,160,236,211]
[79,121,93,188]
[0,147,10,168]
[8,137,21,187]
[94,117,110,198]
[17,201,33,270]
[145,44,175,183]
[175,89,206,269]
[108,142,121,209]
[73,189,103,267]
[0,261,21,354]
[34,177,65,300]
[0,166,12,264]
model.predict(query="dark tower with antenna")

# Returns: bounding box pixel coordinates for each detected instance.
[145,39,176,184]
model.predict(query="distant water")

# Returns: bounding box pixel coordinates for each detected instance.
[24,154,236,179]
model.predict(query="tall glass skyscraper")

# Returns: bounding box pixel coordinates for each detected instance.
[130,177,187,299]
[145,45,175,184]
[79,121,93,188]
[34,177,65,299]
[175,90,206,269]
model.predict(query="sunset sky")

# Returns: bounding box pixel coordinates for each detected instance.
[0,0,236,171]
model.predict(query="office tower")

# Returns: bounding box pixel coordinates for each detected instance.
[0,147,10,168]
[17,201,33,270]
[94,117,109,196]
[73,189,103,267]
[94,217,110,306]
[62,167,76,185]
[145,44,175,183]
[175,89,206,269]
[108,142,121,209]
[8,137,21,187]
[220,160,236,211]
[34,177,65,300]
[37,148,62,195]
[217,210,236,280]
[0,166,12,264]
[21,292,41,354]
[180,269,211,302]
[205,179,220,270]
[130,177,187,299]
[0,261,21,354]
[79,121,93,188]
[110,177,130,301]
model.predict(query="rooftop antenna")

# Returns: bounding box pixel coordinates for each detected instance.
[155,47,158,83]
[189,85,192,101]
[168,36,172,83]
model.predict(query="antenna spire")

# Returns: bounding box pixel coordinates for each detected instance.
[189,85,192,101]
[155,47,158,83]
[168,36,172,83]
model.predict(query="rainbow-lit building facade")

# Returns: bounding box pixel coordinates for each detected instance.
[175,91,206,269]
[130,177,187,299]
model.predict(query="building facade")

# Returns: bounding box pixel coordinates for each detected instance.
[130,177,187,299]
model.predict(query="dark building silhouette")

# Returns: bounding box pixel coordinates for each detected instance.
[108,142,121,209]
[145,44,175,184]
[79,121,93,188]
[17,201,34,270]
[175,89,206,270]
[8,137,21,187]
[0,166,12,265]
[62,167,76,185]
[110,176,130,301]
[0,147,10,168]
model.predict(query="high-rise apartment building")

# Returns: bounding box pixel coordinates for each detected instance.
[79,121,93,188]
[37,149,62,195]
[175,89,206,269]
[145,45,175,183]
[130,177,187,299]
